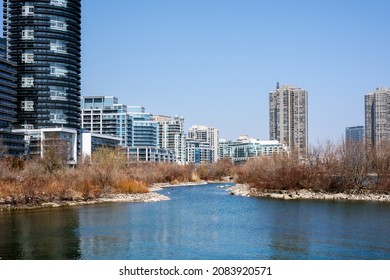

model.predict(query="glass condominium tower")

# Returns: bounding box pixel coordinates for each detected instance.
[3,0,81,129]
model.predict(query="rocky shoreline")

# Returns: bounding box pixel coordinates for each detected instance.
[150,180,209,191]
[0,192,170,211]
[0,181,214,211]
[5,180,390,211]
[229,184,390,202]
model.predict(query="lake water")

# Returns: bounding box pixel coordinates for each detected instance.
[1,183,390,260]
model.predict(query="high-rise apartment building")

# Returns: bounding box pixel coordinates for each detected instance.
[131,111,159,147]
[0,37,25,156]
[0,38,17,130]
[187,125,219,162]
[365,87,390,147]
[81,96,133,146]
[3,0,81,129]
[269,84,308,157]
[152,115,186,164]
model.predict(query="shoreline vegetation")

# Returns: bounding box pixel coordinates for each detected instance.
[2,141,390,210]
[229,184,390,202]
[0,147,235,210]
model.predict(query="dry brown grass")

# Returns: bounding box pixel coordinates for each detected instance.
[115,179,149,194]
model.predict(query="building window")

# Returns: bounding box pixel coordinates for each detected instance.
[21,76,34,88]
[22,5,34,16]
[51,0,67,7]
[50,18,68,31]
[21,101,34,111]
[50,113,67,124]
[50,40,67,53]
[49,86,67,100]
[22,29,34,40]
[21,124,34,129]
[21,52,34,63]
[50,64,68,77]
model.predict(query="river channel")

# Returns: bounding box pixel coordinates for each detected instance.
[1,183,390,260]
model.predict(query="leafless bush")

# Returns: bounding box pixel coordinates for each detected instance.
[236,141,369,193]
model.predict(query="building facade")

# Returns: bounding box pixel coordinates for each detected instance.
[219,136,287,163]
[153,115,186,164]
[81,96,133,147]
[80,131,121,161]
[365,87,390,148]
[187,125,219,162]
[81,96,183,162]
[3,0,81,130]
[269,84,308,158]
[0,38,25,156]
[127,146,176,163]
[131,112,159,147]
[0,38,16,130]
[186,139,212,164]
[13,127,77,164]
[345,126,364,146]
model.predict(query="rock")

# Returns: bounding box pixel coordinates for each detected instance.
[41,202,60,207]
[283,194,294,200]
[228,184,251,197]
[334,193,349,200]
[297,189,311,197]
[269,193,284,199]
[323,194,334,200]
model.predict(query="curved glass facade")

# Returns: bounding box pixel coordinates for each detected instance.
[3,0,81,129]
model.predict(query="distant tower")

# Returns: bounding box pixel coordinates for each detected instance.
[365,87,390,148]
[3,0,81,129]
[269,84,308,158]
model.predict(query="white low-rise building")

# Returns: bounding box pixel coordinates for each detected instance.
[219,135,288,163]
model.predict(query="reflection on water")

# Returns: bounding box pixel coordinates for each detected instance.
[1,183,390,260]
[0,208,80,259]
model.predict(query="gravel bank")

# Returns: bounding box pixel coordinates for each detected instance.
[229,184,390,202]
[0,192,170,211]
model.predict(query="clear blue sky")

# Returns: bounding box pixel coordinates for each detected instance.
[15,1,390,144]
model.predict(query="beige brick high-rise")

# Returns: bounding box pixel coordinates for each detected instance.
[269,84,308,158]
[365,87,390,148]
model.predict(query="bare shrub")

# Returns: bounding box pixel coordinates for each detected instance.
[338,140,370,191]
[91,147,127,192]
[41,136,69,173]
[205,159,235,180]
[236,143,347,192]
[126,163,196,184]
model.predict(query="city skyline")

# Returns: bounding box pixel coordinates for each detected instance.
[57,1,390,143]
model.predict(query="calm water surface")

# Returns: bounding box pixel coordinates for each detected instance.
[1,183,390,260]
